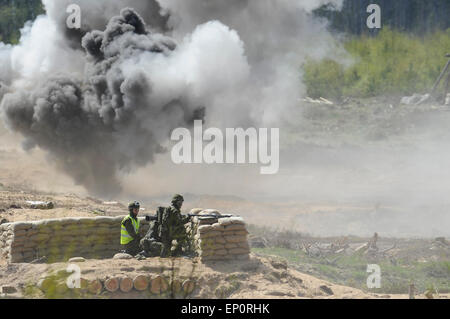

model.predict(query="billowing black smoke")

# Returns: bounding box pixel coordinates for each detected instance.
[0,0,344,198]
[0,8,204,196]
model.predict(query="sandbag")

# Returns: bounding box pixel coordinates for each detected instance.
[29,233,51,243]
[11,235,27,244]
[211,223,225,231]
[59,218,81,226]
[200,231,223,239]
[198,239,215,249]
[237,241,250,249]
[228,247,250,255]
[198,225,216,234]
[224,243,238,249]
[223,224,246,232]
[8,252,24,263]
[11,222,32,232]
[189,208,204,215]
[26,229,39,237]
[218,217,245,226]
[224,235,247,243]
[213,249,228,256]
[213,236,226,244]
[23,241,37,249]
[233,230,249,236]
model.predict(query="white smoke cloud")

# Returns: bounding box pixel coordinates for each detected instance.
[0,42,12,82]
[0,0,346,196]
[159,0,346,126]
[10,17,85,84]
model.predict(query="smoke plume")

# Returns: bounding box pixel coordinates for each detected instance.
[0,0,344,196]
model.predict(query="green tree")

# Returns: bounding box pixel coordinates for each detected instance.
[0,0,44,44]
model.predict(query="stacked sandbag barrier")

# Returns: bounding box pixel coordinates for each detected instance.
[0,216,150,263]
[0,210,250,264]
[188,210,251,261]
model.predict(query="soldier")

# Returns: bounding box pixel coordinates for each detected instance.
[159,194,191,257]
[139,236,164,258]
[120,201,142,256]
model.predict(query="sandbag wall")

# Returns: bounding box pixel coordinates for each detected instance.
[0,216,150,263]
[187,215,251,261]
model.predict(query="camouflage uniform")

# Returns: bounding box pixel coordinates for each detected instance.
[139,194,191,258]
[159,204,191,257]
[123,237,141,256]
[139,220,164,257]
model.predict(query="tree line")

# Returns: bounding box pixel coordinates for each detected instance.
[1,0,449,43]
[315,0,450,35]
[0,0,44,44]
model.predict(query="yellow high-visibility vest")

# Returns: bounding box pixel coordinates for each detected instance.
[120,215,140,245]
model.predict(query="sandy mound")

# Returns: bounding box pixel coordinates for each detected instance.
[3,253,440,299]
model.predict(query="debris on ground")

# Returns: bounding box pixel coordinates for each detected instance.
[1,286,17,294]
[434,237,449,246]
[400,93,431,105]
[320,285,334,295]
[113,253,133,260]
[25,201,54,210]
[301,97,334,105]
[103,202,119,205]
[249,235,268,248]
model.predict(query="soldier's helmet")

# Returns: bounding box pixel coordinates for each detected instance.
[128,201,140,211]
[171,194,184,204]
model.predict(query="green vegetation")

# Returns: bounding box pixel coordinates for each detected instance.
[303,28,450,99]
[0,0,44,44]
[252,247,450,295]
[315,0,450,35]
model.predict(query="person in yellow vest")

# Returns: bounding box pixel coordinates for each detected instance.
[120,201,142,256]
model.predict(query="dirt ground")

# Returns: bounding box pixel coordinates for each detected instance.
[0,102,449,299]
[0,184,447,299]
[1,253,446,299]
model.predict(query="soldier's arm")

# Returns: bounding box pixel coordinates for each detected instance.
[123,218,140,240]
[181,214,191,224]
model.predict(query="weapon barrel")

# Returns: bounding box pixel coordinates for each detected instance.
[187,214,234,218]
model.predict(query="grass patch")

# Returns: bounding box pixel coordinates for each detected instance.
[253,247,450,294]
[303,28,450,99]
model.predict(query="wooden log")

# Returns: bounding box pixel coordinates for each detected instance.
[119,277,133,293]
[104,277,120,293]
[133,275,149,291]
[88,279,103,295]
[150,275,168,294]
[170,280,182,294]
[80,278,89,291]
[55,283,69,296]
[37,277,54,292]
[182,280,195,295]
